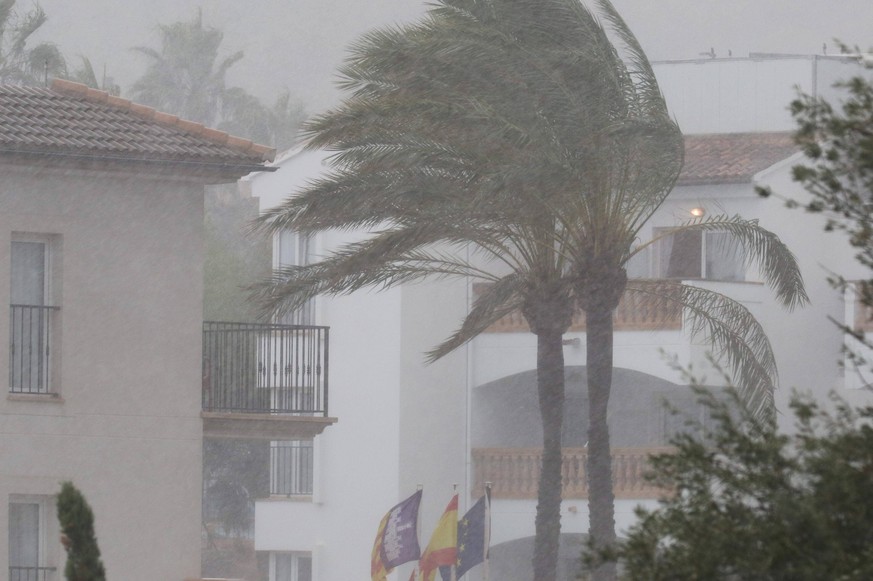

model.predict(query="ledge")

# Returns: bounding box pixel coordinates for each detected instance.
[7,393,64,404]
[201,412,337,440]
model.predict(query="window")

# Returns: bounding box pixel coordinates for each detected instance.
[655,229,744,281]
[9,497,55,581]
[270,440,314,496]
[275,231,313,326]
[272,552,312,581]
[10,236,59,394]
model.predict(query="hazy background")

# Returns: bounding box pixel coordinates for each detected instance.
[33,0,873,109]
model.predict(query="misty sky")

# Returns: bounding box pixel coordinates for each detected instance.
[33,0,873,111]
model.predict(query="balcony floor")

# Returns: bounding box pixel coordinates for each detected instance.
[202,412,337,440]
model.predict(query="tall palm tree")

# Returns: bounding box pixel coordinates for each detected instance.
[130,12,306,149]
[251,1,807,580]
[130,10,243,126]
[0,0,66,86]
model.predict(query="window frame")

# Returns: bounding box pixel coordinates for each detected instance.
[270,551,313,581]
[9,234,61,396]
[274,230,314,326]
[8,494,56,579]
[653,228,745,282]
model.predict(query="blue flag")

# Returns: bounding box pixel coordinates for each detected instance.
[439,490,490,580]
[381,489,423,569]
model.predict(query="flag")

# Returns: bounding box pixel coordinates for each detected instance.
[456,489,490,578]
[371,512,391,581]
[372,490,423,581]
[382,489,423,568]
[419,494,459,581]
[438,489,491,581]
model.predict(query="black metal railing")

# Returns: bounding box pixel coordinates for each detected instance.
[9,566,56,581]
[202,322,329,415]
[9,305,58,394]
[270,440,314,496]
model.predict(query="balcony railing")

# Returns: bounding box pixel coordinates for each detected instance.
[472,447,673,500]
[270,440,314,496]
[476,280,682,333]
[9,304,59,394]
[9,567,56,581]
[202,322,329,415]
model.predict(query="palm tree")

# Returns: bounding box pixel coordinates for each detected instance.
[129,10,243,126]
[0,0,67,86]
[250,1,807,580]
[130,11,306,149]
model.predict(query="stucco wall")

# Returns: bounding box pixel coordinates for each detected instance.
[0,163,204,580]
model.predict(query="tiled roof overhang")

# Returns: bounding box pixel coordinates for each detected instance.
[0,79,276,180]
[678,132,798,186]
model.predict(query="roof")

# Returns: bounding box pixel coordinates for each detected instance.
[0,79,275,178]
[679,132,798,186]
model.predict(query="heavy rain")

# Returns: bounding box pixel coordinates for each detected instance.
[2,1,873,581]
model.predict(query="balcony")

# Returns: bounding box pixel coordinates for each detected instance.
[477,280,683,334]
[202,322,336,439]
[472,447,672,500]
[9,304,59,395]
[9,567,56,581]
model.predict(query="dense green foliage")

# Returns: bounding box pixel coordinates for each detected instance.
[57,482,106,581]
[606,388,873,580]
[250,1,805,579]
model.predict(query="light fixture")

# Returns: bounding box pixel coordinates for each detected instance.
[689,207,706,217]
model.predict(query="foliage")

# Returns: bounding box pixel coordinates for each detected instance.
[250,1,805,579]
[66,56,120,95]
[0,0,66,85]
[57,481,106,581]
[603,387,873,580]
[202,438,269,537]
[204,184,271,322]
[130,11,305,149]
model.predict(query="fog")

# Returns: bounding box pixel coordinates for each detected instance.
[33,0,873,107]
[7,1,873,581]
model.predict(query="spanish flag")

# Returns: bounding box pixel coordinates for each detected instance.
[418,494,459,581]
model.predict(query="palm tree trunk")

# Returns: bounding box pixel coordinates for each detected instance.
[586,308,617,581]
[533,327,566,581]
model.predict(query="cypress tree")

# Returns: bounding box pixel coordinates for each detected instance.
[57,481,106,581]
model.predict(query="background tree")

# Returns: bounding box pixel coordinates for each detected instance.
[57,481,106,581]
[0,0,66,85]
[129,10,305,150]
[605,385,873,580]
[66,56,120,95]
[251,1,805,580]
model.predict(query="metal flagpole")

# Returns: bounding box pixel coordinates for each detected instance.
[415,484,423,581]
[482,483,491,581]
[451,483,458,581]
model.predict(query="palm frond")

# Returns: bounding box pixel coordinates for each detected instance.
[642,215,809,310]
[626,281,777,419]
[427,273,525,361]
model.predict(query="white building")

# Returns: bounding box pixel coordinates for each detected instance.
[0,79,273,581]
[246,54,873,581]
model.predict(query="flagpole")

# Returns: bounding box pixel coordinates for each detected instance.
[483,482,491,581]
[416,484,423,581]
[451,483,458,581]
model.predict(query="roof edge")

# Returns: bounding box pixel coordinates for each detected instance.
[50,79,276,163]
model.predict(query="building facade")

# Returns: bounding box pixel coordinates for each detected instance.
[247,54,873,581]
[0,79,272,580]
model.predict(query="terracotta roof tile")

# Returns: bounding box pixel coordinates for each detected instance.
[0,79,275,169]
[679,132,798,185]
